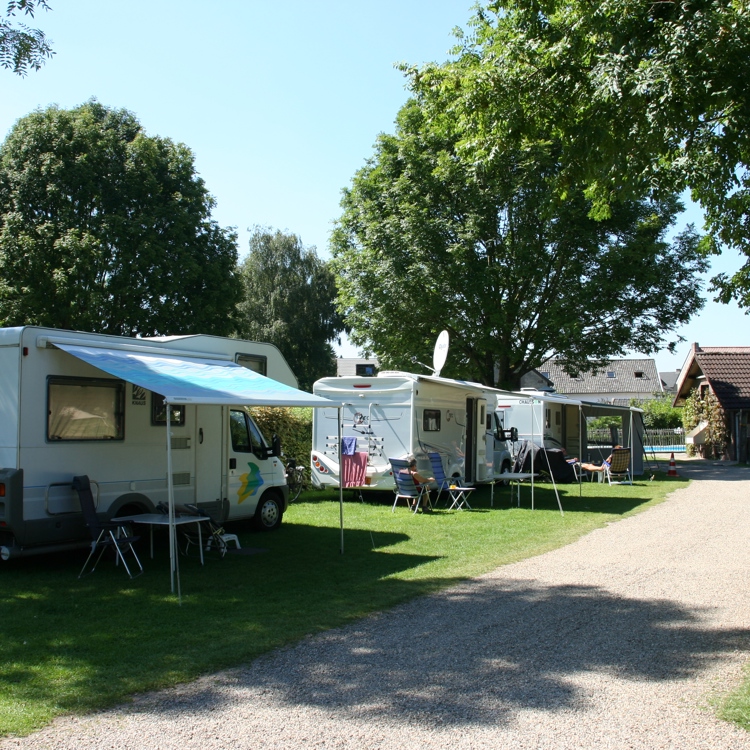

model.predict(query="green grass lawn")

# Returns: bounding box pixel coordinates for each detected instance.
[0,473,697,736]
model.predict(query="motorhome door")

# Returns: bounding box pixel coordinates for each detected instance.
[464,397,488,483]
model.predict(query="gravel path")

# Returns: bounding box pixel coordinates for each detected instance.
[5,462,750,749]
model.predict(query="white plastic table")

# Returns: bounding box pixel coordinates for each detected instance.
[494,473,538,507]
[112,513,211,564]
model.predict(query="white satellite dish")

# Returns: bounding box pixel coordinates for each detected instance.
[433,330,450,377]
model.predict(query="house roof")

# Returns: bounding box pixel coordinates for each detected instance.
[539,358,662,395]
[674,345,750,410]
[659,370,680,391]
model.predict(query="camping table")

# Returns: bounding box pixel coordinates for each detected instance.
[446,484,475,511]
[112,514,212,565]
[494,473,538,508]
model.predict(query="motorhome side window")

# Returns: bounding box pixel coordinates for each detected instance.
[229,409,265,452]
[47,377,125,441]
[151,393,185,426]
[423,409,441,431]
[236,354,267,376]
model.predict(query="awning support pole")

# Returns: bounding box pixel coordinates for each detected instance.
[338,406,344,554]
[165,401,181,604]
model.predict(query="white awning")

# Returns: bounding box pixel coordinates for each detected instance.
[56,343,340,407]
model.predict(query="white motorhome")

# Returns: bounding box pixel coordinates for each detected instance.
[0,326,302,560]
[311,371,514,491]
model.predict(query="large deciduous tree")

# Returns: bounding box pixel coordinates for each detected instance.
[0,101,241,336]
[331,98,708,390]
[236,228,344,391]
[409,0,750,304]
[1,0,53,74]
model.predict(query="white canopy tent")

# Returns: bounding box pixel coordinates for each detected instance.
[56,343,344,600]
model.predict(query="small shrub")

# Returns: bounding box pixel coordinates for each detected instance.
[634,394,682,429]
[250,407,312,470]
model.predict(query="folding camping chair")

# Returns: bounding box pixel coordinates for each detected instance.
[74,475,143,579]
[427,452,462,506]
[603,447,632,485]
[389,458,431,513]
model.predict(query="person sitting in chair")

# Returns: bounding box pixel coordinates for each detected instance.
[407,457,435,513]
[580,446,622,474]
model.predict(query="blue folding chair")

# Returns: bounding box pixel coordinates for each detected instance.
[427,452,459,506]
[389,458,429,513]
[426,452,474,510]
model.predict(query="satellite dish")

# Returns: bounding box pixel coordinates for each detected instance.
[433,330,450,377]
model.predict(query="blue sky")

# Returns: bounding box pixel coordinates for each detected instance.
[2,0,747,375]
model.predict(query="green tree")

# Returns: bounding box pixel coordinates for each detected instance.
[236,228,344,391]
[411,1,750,303]
[635,394,682,430]
[331,98,708,390]
[0,101,241,336]
[1,1,53,74]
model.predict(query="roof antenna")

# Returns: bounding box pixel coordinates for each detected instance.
[410,330,450,376]
[433,330,449,378]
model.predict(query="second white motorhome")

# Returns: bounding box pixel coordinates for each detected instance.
[0,326,322,561]
[310,371,514,491]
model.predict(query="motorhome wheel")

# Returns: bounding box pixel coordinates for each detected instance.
[253,492,283,531]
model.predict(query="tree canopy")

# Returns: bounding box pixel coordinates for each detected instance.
[408,0,750,304]
[1,0,53,74]
[236,228,344,391]
[331,97,708,390]
[0,101,241,336]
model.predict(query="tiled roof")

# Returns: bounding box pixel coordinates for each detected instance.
[695,351,750,410]
[540,358,662,395]
[659,371,680,391]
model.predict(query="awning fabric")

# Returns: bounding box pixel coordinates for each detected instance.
[57,344,338,407]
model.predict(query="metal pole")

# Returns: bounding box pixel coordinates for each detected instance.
[165,401,180,602]
[530,400,535,510]
[338,406,344,554]
[579,405,583,497]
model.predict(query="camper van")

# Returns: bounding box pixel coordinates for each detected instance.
[0,326,300,560]
[310,371,514,491]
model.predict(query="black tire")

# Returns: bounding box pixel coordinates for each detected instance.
[253,491,283,531]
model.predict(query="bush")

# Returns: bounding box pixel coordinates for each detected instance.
[634,395,683,429]
[249,407,312,471]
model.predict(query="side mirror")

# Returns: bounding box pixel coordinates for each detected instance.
[502,427,518,442]
[272,434,282,457]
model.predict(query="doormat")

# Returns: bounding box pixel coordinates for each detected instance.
[227,547,268,556]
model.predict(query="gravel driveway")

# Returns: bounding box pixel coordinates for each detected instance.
[4,462,750,749]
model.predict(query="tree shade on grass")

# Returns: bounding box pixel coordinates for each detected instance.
[0,475,687,737]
